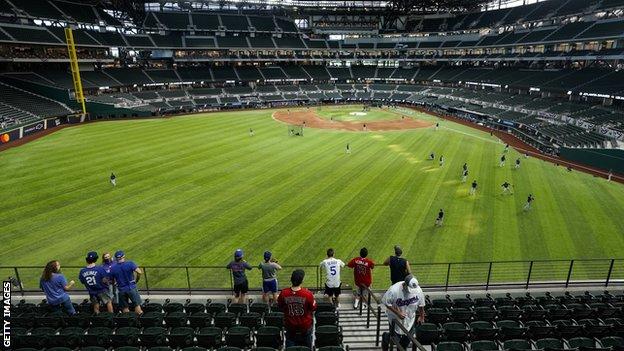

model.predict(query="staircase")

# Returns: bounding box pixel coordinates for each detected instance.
[339,303,389,351]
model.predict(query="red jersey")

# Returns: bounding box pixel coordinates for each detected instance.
[347,257,375,287]
[277,287,317,333]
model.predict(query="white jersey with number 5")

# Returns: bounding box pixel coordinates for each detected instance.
[320,258,345,288]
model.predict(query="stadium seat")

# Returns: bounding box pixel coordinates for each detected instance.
[599,336,624,348]
[50,327,84,348]
[147,347,174,351]
[316,311,338,326]
[35,312,65,328]
[80,347,107,351]
[535,338,564,351]
[185,302,206,314]
[169,327,195,348]
[143,302,164,313]
[163,301,185,313]
[239,312,262,329]
[114,312,139,327]
[502,339,531,351]
[189,312,212,328]
[315,325,343,348]
[551,320,582,339]
[197,326,223,348]
[256,326,282,349]
[434,341,465,351]
[225,326,253,348]
[521,305,547,321]
[578,319,611,337]
[454,296,475,309]
[568,337,597,349]
[475,306,498,322]
[46,348,73,351]
[470,340,499,351]
[428,308,451,324]
[207,302,227,315]
[452,308,475,323]
[527,321,557,340]
[66,312,91,328]
[265,312,284,328]
[12,312,37,328]
[84,327,113,347]
[227,303,248,316]
[217,348,243,351]
[114,347,140,351]
[90,312,114,327]
[111,326,140,347]
[470,321,498,340]
[316,302,336,313]
[416,323,442,344]
[444,322,470,342]
[140,311,165,327]
[140,326,167,347]
[249,302,269,316]
[497,320,527,340]
[499,306,522,321]
[214,312,236,329]
[165,311,189,328]
[182,347,209,351]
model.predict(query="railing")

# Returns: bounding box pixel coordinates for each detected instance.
[358,285,383,347]
[389,318,427,351]
[2,258,622,296]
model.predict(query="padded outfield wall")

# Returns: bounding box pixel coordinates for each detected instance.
[559,148,624,175]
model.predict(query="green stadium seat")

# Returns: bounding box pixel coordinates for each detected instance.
[140,326,167,347]
[169,327,195,348]
[285,347,312,351]
[599,336,624,348]
[249,302,269,316]
[256,326,282,349]
[444,322,470,342]
[227,303,248,316]
[535,338,564,351]
[316,311,338,326]
[196,326,223,348]
[470,340,499,351]
[265,312,284,328]
[207,303,227,315]
[225,326,253,348]
[163,301,185,313]
[50,326,84,348]
[182,347,209,351]
[314,325,342,348]
[90,312,114,327]
[214,312,236,329]
[164,311,188,328]
[142,302,164,313]
[110,326,140,347]
[496,320,526,340]
[239,312,262,329]
[114,312,139,327]
[185,302,206,314]
[84,327,113,347]
[113,347,140,351]
[189,312,212,328]
[65,312,91,328]
[139,311,164,327]
[502,339,531,351]
[435,341,465,351]
[416,323,442,344]
[470,321,498,340]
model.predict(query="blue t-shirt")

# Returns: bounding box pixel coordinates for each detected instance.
[40,273,70,305]
[226,260,253,285]
[101,261,116,286]
[79,265,108,295]
[111,260,139,292]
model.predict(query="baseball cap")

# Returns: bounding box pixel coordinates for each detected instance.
[264,251,272,261]
[234,249,244,258]
[86,251,98,261]
[394,245,403,256]
[404,274,420,292]
[114,250,125,260]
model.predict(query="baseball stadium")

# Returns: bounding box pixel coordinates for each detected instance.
[1,0,624,349]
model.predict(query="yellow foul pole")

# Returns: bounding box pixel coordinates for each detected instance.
[64,27,87,115]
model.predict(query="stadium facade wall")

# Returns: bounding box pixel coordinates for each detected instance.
[559,148,624,175]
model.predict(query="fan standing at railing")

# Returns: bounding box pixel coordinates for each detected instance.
[380,274,426,351]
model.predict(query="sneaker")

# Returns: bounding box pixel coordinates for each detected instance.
[354,299,359,309]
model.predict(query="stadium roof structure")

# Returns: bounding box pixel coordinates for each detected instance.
[130,0,493,12]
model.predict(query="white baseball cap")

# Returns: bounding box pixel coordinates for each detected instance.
[404,274,420,292]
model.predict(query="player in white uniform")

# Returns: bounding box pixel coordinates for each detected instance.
[381,274,426,351]
[319,248,345,307]
[110,172,116,187]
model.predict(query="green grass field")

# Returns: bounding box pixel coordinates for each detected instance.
[315,105,399,122]
[1,105,623,290]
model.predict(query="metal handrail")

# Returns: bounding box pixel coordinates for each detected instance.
[4,258,622,296]
[389,319,427,351]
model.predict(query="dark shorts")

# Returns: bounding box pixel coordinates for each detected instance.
[118,287,142,309]
[262,279,278,293]
[234,280,249,297]
[324,284,341,297]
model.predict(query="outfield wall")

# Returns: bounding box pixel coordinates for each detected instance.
[559,148,624,175]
